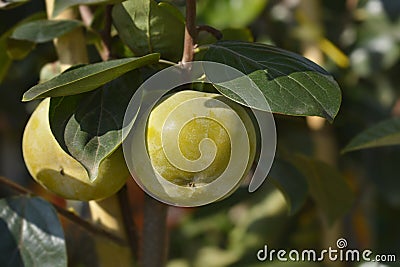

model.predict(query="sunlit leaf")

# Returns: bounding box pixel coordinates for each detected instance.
[343,117,400,153]
[112,0,184,62]
[0,196,66,267]
[49,71,142,180]
[204,41,342,122]
[22,53,159,101]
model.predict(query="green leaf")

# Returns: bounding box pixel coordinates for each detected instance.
[290,155,353,224]
[203,41,342,122]
[197,0,268,29]
[112,0,185,62]
[343,118,400,153]
[269,159,308,215]
[52,0,123,17]
[368,149,400,206]
[11,19,82,43]
[0,196,66,267]
[0,36,12,83]
[0,12,45,83]
[0,0,29,9]
[6,38,35,60]
[49,71,142,180]
[22,53,159,101]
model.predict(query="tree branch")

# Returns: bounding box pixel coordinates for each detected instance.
[0,176,127,246]
[100,5,113,60]
[197,25,223,40]
[79,5,113,61]
[139,1,200,266]
[181,0,197,63]
[141,194,168,267]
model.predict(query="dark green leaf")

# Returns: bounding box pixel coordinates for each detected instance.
[342,117,400,153]
[0,0,29,9]
[0,196,66,267]
[368,148,400,206]
[203,41,342,122]
[111,36,135,58]
[52,0,123,17]
[112,0,184,62]
[49,71,142,180]
[22,53,159,101]
[0,36,12,83]
[290,155,353,224]
[0,12,45,83]
[269,159,308,215]
[6,38,35,60]
[11,19,82,43]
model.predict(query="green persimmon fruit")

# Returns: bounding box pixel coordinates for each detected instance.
[144,90,256,205]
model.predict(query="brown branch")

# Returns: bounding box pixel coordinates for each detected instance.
[79,5,113,61]
[139,1,200,265]
[181,0,197,63]
[197,25,223,40]
[99,5,113,60]
[141,194,169,267]
[0,176,127,246]
[78,5,93,26]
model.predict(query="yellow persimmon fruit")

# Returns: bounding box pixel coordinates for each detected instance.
[22,98,129,201]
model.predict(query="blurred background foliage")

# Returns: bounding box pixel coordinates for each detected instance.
[1,0,400,266]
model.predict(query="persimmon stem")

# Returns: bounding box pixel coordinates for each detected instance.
[181,0,197,63]
[0,176,127,246]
